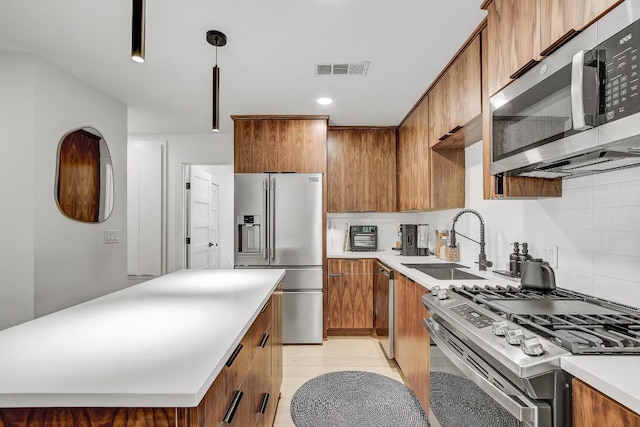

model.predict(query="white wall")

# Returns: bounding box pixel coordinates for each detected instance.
[0,53,129,326]
[0,54,36,328]
[416,142,640,308]
[129,133,234,273]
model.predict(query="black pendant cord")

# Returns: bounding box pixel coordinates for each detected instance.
[206,30,227,132]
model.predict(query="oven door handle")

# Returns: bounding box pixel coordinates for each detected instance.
[424,317,544,427]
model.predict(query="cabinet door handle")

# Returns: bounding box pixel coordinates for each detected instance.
[438,133,450,142]
[509,59,538,80]
[259,333,270,348]
[260,393,270,414]
[223,390,244,423]
[225,343,243,367]
[261,301,269,313]
[329,273,345,277]
[448,125,463,134]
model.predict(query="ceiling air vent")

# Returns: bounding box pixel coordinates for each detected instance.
[315,61,370,76]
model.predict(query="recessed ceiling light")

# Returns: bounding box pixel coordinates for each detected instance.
[317,97,333,105]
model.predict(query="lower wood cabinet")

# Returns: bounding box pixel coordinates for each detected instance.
[394,273,431,412]
[327,259,374,331]
[573,379,640,427]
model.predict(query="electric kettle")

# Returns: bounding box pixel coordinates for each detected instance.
[521,259,556,291]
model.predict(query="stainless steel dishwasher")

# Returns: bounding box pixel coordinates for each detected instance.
[374,261,394,358]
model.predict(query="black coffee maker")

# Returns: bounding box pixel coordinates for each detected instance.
[400,224,429,256]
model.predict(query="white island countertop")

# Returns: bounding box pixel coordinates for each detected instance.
[329,249,640,416]
[0,268,285,408]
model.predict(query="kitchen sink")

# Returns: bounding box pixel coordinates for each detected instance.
[402,263,467,269]
[402,263,485,280]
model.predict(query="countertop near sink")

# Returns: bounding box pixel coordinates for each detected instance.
[328,249,516,290]
[329,249,640,416]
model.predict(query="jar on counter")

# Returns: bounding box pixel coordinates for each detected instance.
[435,230,449,259]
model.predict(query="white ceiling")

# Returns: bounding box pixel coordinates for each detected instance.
[0,0,486,135]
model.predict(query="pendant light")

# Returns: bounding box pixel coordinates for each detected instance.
[131,0,145,62]
[206,30,227,132]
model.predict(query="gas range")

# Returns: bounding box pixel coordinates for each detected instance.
[450,284,640,355]
[422,284,640,427]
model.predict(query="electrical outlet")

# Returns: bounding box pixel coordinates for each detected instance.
[540,245,558,269]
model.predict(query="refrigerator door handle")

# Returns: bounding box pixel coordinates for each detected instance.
[262,178,269,260]
[269,177,276,260]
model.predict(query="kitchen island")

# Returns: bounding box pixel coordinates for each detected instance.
[0,268,284,426]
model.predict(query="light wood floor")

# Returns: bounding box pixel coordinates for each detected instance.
[273,336,438,427]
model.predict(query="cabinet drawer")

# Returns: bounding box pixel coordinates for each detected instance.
[328,259,373,275]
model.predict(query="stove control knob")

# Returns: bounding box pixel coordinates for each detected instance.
[505,328,524,345]
[521,337,545,356]
[436,289,449,300]
[430,286,441,296]
[491,320,509,336]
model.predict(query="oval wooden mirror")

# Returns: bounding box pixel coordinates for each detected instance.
[55,127,114,223]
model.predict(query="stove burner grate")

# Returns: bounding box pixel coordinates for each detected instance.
[450,284,640,354]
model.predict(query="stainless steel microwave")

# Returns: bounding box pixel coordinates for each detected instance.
[491,0,640,179]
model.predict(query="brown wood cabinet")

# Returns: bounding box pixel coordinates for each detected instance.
[0,285,284,427]
[393,273,430,412]
[398,95,465,211]
[397,98,430,211]
[327,259,374,331]
[540,0,623,56]
[573,379,640,427]
[429,34,482,149]
[486,0,541,96]
[484,0,623,96]
[232,116,328,174]
[480,26,562,199]
[327,127,396,212]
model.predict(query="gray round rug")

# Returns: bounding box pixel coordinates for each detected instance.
[290,370,430,427]
[430,371,520,427]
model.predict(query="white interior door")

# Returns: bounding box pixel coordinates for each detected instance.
[208,181,220,268]
[188,166,213,269]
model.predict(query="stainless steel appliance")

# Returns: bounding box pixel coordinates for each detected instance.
[374,261,394,358]
[423,284,640,427]
[235,173,323,344]
[491,1,640,180]
[349,225,377,252]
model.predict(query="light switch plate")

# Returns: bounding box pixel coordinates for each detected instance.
[104,229,119,244]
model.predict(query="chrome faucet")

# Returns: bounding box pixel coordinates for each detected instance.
[449,209,493,271]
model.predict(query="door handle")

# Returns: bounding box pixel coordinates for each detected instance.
[571,49,596,130]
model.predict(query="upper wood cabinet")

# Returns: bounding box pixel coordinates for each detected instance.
[485,0,623,96]
[232,116,328,173]
[327,128,396,213]
[398,95,465,211]
[540,0,623,56]
[397,98,430,211]
[429,35,482,148]
[486,0,541,96]
[573,379,640,427]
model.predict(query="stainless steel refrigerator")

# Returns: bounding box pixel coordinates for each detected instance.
[234,173,323,344]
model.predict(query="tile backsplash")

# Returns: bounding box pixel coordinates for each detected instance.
[328,142,640,309]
